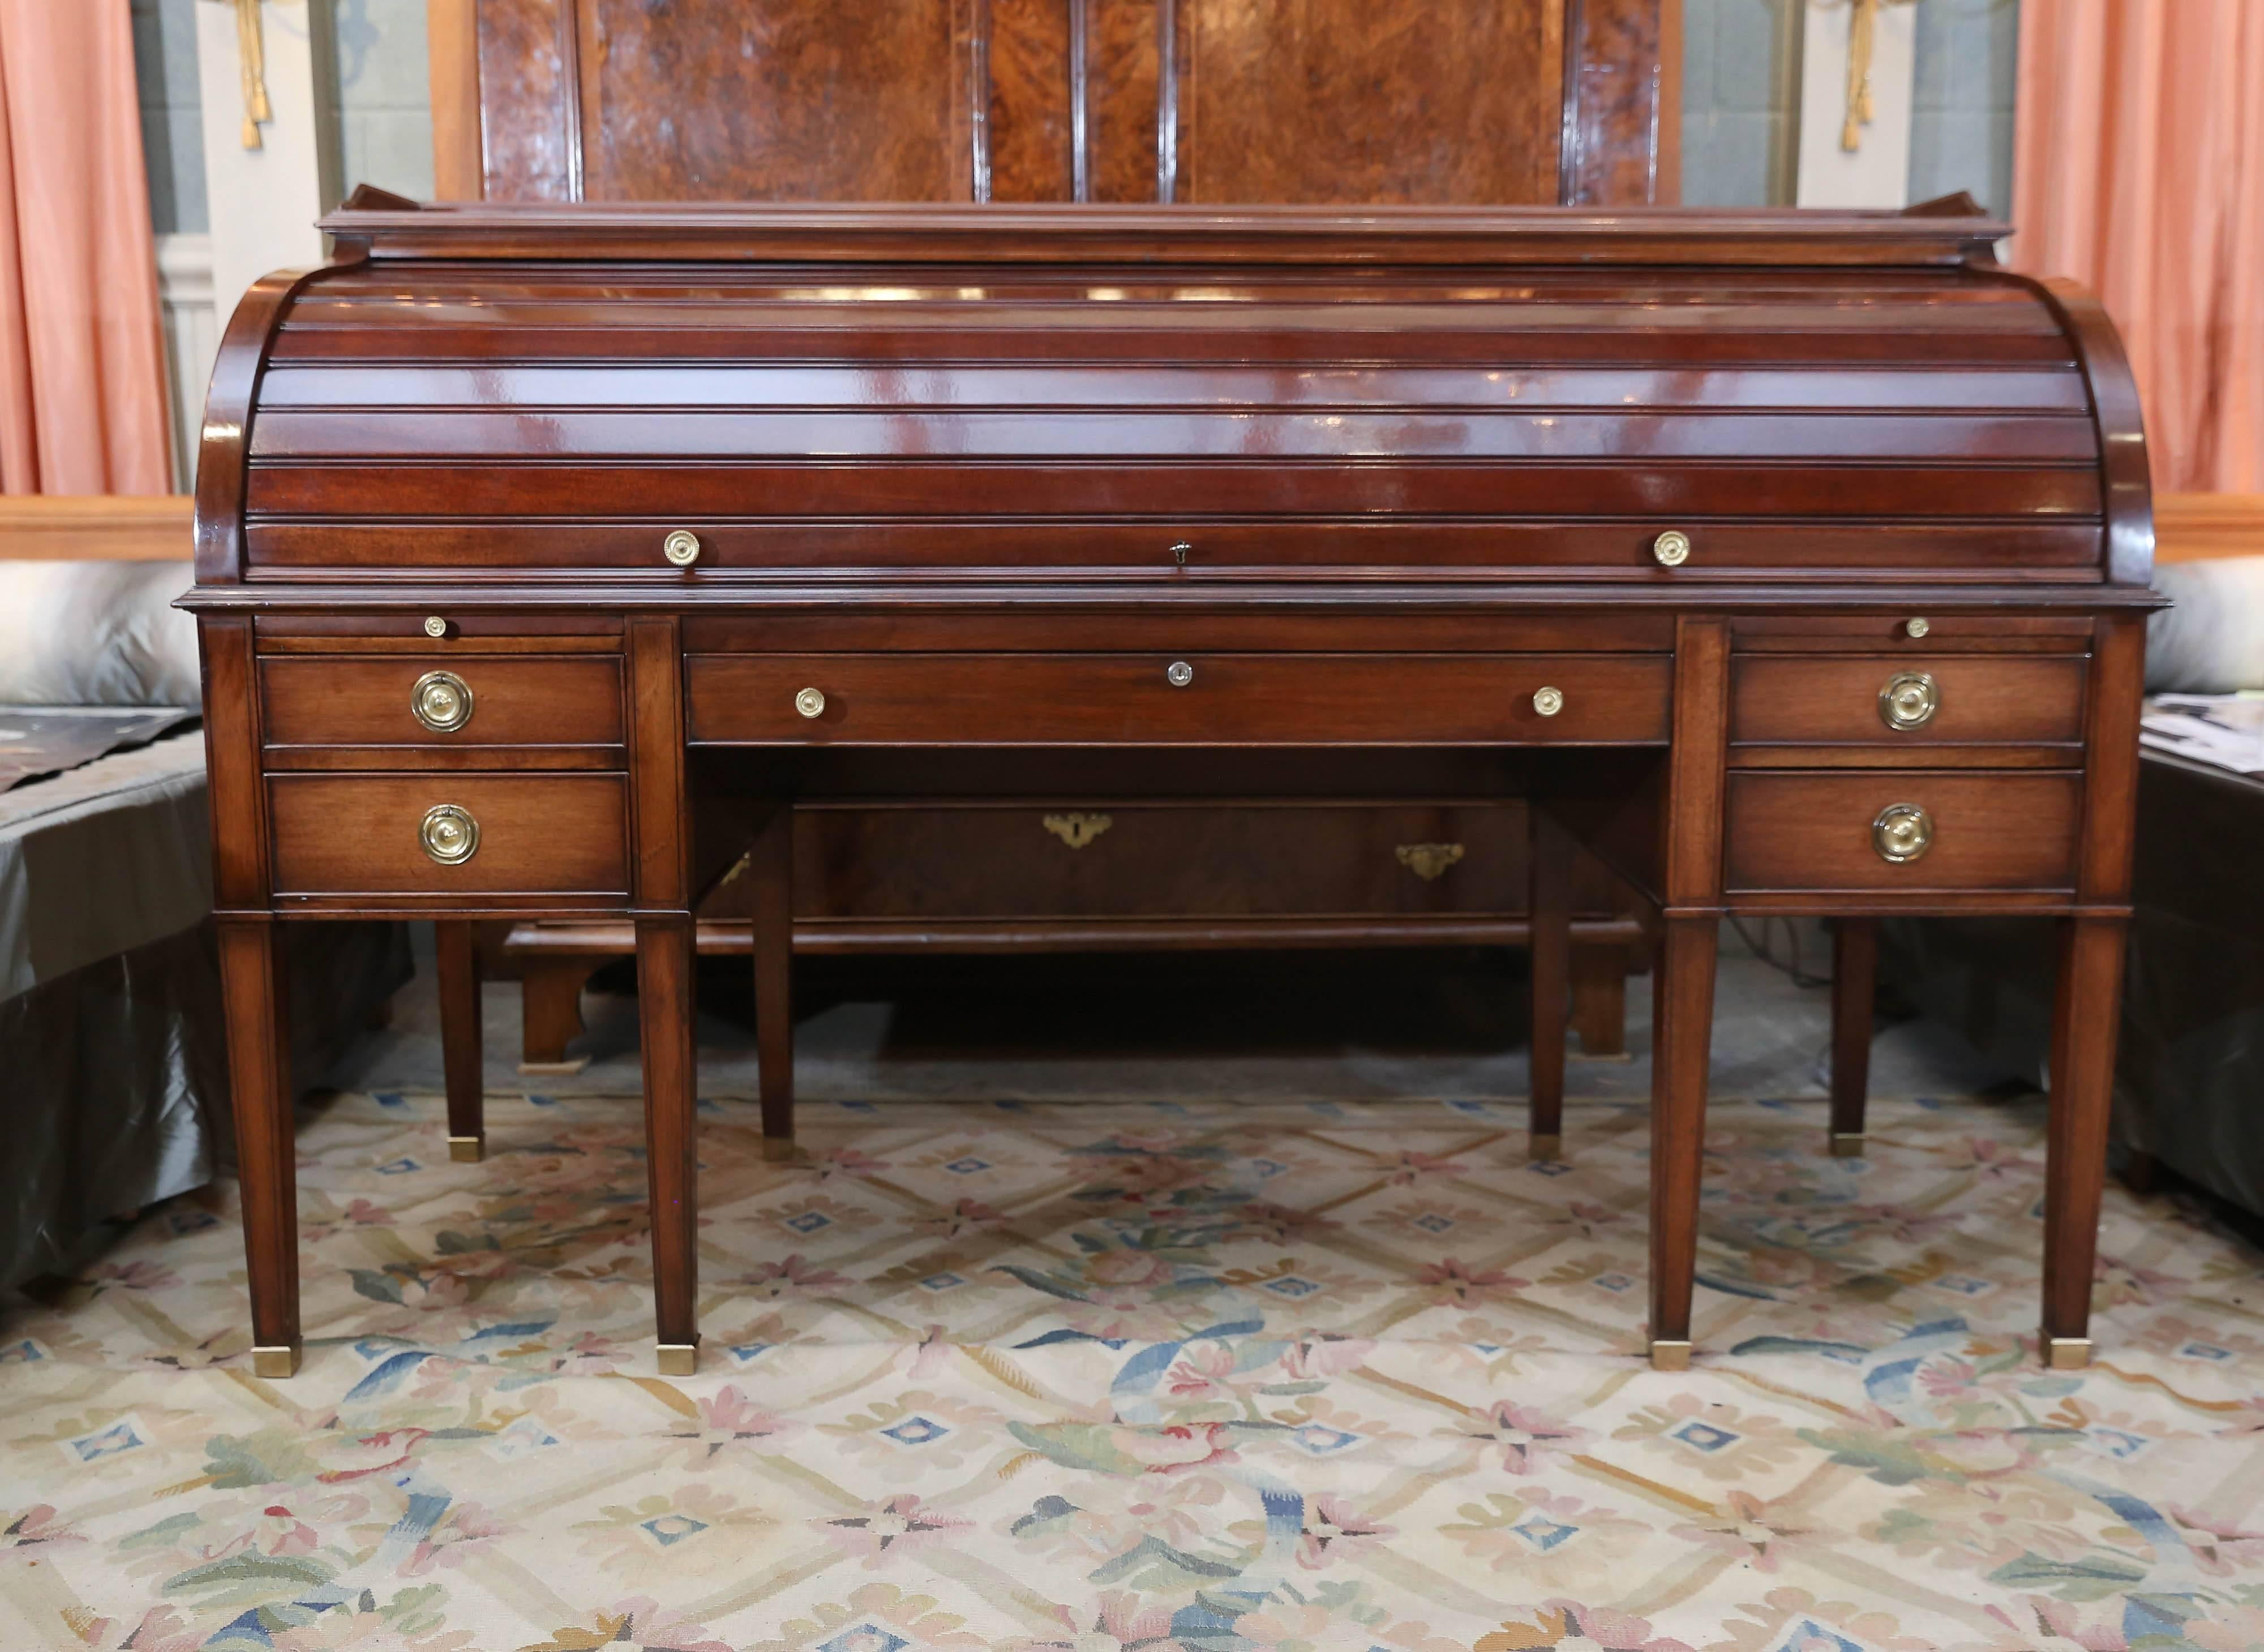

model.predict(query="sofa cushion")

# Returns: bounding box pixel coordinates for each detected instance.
[2150,556,2264,694]
[0,561,199,707]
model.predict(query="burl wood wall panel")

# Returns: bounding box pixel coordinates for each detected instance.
[475,0,576,201]
[446,0,1675,208]
[1176,0,1563,205]
[578,0,968,202]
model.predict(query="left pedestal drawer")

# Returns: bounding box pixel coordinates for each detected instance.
[259,656,624,757]
[268,775,629,896]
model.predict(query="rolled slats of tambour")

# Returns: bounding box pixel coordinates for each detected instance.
[239,263,2104,578]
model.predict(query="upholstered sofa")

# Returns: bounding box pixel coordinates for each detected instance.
[0,559,408,1289]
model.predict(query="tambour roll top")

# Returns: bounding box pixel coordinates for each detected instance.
[200,198,2143,588]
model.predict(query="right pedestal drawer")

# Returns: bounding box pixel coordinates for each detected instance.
[1723,772,2081,894]
[1730,654,2087,750]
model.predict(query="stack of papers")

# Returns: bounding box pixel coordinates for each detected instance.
[2142,692,2264,777]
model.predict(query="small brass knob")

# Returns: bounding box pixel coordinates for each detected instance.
[422,615,448,638]
[1878,670,1939,732]
[662,529,701,567]
[1905,616,1930,640]
[1872,803,1933,864]
[410,670,474,733]
[794,686,826,718]
[419,803,480,865]
[1533,685,1564,718]
[1165,660,1194,687]
[1652,529,1691,567]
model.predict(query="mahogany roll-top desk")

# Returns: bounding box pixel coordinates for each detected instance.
[187,196,2154,1381]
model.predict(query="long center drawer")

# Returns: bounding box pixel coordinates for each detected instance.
[686,653,1671,745]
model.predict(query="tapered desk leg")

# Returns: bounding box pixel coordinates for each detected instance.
[1648,915,1718,1371]
[1829,918,1876,1158]
[2041,915,2128,1370]
[220,919,301,1378]
[637,916,700,1375]
[1528,806,1573,1161]
[435,920,484,1162]
[752,805,795,1161]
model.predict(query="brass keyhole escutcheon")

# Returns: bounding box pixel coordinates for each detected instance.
[1872,802,1932,863]
[419,803,480,865]
[1165,660,1194,687]
[1652,529,1691,567]
[1532,685,1564,717]
[1396,842,1465,882]
[1878,670,1939,731]
[1042,812,1113,849]
[1170,540,1191,569]
[794,686,826,719]
[662,529,702,567]
[410,670,474,733]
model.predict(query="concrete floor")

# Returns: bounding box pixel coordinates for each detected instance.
[328,919,2017,1108]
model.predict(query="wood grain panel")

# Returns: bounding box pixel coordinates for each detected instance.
[1178,0,1561,204]
[268,774,628,895]
[989,0,1074,201]
[1730,656,2089,747]
[687,653,1673,746]
[579,0,964,201]
[1088,0,1161,201]
[476,0,574,201]
[1723,772,2080,894]
[1562,0,1669,206]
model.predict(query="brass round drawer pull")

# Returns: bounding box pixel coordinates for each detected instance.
[410,669,474,733]
[794,686,826,718]
[422,615,448,638]
[1879,670,1939,731]
[1652,529,1691,567]
[1533,685,1564,717]
[419,803,480,865]
[1166,660,1195,687]
[1872,802,1932,863]
[662,529,702,567]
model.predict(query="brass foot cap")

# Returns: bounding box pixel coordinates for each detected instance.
[2045,1336,2092,1371]
[1829,1133,1866,1159]
[1528,1133,1563,1164]
[1648,1338,1693,1372]
[518,1057,591,1076]
[761,1136,799,1163]
[251,1344,302,1379]
[448,1135,484,1164]
[656,1341,700,1377]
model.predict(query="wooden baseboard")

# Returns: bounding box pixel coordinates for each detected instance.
[2156,492,2264,564]
[0,495,193,560]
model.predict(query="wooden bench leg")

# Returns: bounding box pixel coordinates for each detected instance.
[435,920,484,1161]
[1648,915,1718,1371]
[2042,915,2127,1370]
[1570,942,1629,1058]
[1527,805,1573,1160]
[520,954,599,1073]
[221,918,301,1378]
[1829,917,1876,1158]
[637,915,700,1375]
[753,804,795,1160]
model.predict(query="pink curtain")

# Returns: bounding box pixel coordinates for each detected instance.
[0,0,172,495]
[2010,0,2264,494]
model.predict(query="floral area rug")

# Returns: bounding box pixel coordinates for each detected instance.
[4,1088,2263,1652]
